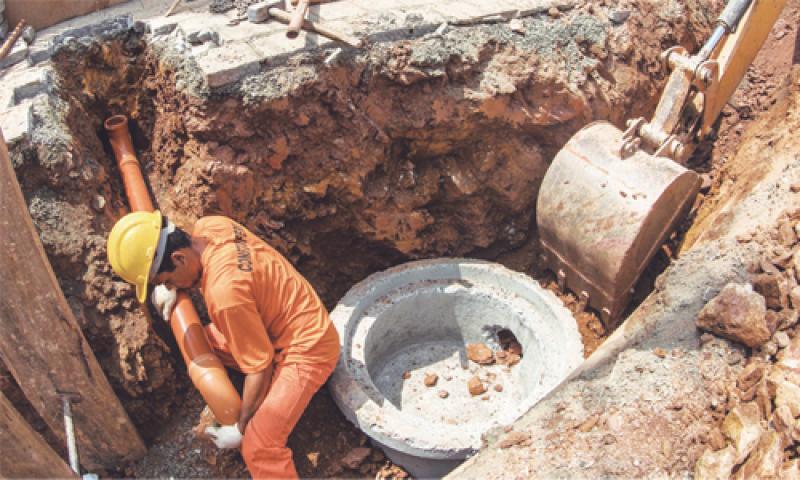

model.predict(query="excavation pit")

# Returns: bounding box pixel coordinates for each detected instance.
[329,259,584,477]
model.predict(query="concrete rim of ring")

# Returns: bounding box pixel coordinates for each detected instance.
[328,258,584,474]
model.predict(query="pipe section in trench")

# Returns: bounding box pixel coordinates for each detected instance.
[105,114,242,425]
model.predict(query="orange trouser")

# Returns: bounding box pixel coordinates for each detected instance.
[205,324,338,479]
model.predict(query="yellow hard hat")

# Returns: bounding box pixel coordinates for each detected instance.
[107,210,163,303]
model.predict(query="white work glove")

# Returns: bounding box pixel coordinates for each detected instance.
[205,423,243,449]
[151,285,177,321]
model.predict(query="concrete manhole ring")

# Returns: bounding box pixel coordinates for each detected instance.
[329,258,583,476]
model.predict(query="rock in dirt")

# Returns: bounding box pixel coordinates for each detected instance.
[340,447,371,469]
[494,384,503,392]
[466,343,494,364]
[424,373,438,387]
[708,427,727,451]
[438,390,449,399]
[696,283,772,348]
[468,376,487,396]
[497,430,531,449]
[721,402,764,463]
[752,273,789,310]
[306,452,320,468]
[495,350,521,367]
[737,362,765,392]
[775,380,800,417]
[734,431,785,480]
[782,460,800,480]
[695,445,738,480]
[401,371,411,380]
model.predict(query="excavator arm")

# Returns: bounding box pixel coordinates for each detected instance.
[536,0,786,328]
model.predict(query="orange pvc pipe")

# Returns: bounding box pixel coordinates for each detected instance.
[105,115,241,425]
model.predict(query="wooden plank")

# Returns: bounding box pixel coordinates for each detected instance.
[0,127,146,470]
[0,391,76,478]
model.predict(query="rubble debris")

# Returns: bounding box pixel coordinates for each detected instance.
[696,283,772,347]
[402,371,411,380]
[306,452,320,468]
[695,445,738,480]
[424,373,438,387]
[494,384,503,392]
[468,376,487,396]
[497,430,531,449]
[752,273,789,310]
[340,447,371,469]
[721,403,763,463]
[495,350,521,367]
[466,343,495,365]
[438,390,449,399]
[735,431,785,479]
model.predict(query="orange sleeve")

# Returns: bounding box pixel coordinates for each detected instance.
[213,303,274,374]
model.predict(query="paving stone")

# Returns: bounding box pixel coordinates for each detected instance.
[308,2,368,22]
[350,0,430,11]
[11,68,50,103]
[195,42,262,88]
[219,18,283,43]
[0,38,27,69]
[518,0,578,16]
[248,30,330,58]
[148,17,179,35]
[0,101,32,145]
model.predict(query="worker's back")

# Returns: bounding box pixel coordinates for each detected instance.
[194,216,339,370]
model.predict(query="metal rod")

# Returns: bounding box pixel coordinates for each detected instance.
[267,7,363,47]
[61,398,80,474]
[698,24,726,60]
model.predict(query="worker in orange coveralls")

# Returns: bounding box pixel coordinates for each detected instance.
[107,212,340,478]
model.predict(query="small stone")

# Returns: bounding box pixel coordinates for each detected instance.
[497,430,530,449]
[695,446,737,480]
[424,373,438,387]
[773,405,794,433]
[779,221,798,246]
[438,390,449,399]
[775,380,800,417]
[776,330,791,348]
[700,333,715,344]
[481,394,490,401]
[494,384,503,392]
[578,414,600,432]
[548,6,561,18]
[306,451,320,468]
[340,447,371,469]
[696,283,772,348]
[752,273,789,310]
[708,427,726,451]
[721,403,764,463]
[609,9,631,24]
[791,183,800,193]
[466,343,494,365]
[21,25,35,44]
[468,376,486,396]
[508,18,525,34]
[506,341,523,356]
[654,347,667,358]
[737,363,765,391]
[402,371,411,380]
[91,195,106,212]
[735,432,785,479]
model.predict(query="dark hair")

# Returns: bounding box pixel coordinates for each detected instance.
[157,216,191,274]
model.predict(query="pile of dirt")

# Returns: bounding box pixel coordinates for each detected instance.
[692,208,800,478]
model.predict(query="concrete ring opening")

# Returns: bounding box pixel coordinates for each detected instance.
[329,258,584,477]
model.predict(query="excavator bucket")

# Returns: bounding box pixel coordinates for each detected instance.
[536,121,701,327]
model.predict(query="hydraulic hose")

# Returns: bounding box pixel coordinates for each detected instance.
[105,115,242,425]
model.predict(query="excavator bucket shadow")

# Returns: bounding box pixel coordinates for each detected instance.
[536,121,701,329]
